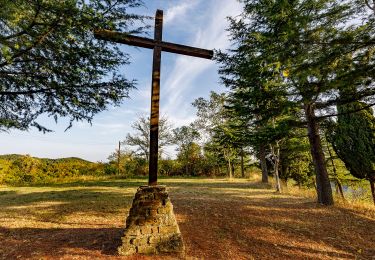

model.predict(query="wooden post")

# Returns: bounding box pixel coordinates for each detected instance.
[148,10,163,186]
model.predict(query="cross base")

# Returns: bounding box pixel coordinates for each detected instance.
[118,185,184,256]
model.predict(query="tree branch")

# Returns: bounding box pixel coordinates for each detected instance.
[365,0,375,12]
[1,2,41,41]
[317,102,375,120]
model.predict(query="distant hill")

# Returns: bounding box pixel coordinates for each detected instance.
[0,154,93,164]
[0,154,104,185]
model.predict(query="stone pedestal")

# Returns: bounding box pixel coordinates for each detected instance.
[118,185,184,256]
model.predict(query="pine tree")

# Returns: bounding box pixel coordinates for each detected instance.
[218,0,375,205]
[329,102,375,204]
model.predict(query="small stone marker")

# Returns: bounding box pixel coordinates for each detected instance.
[118,185,184,255]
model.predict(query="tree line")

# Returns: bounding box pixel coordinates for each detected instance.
[107,92,254,179]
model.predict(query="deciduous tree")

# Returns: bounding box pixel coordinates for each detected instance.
[125,115,173,161]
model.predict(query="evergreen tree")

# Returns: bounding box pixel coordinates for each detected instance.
[279,130,315,188]
[218,0,375,205]
[329,102,375,204]
[0,0,145,131]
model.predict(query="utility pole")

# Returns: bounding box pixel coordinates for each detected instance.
[118,141,121,175]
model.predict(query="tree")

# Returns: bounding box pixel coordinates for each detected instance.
[176,142,202,176]
[192,91,227,141]
[202,140,227,176]
[212,123,238,179]
[0,0,145,131]
[193,91,243,178]
[125,115,173,161]
[363,0,375,13]
[172,125,200,175]
[279,130,315,188]
[329,102,375,204]
[218,0,375,205]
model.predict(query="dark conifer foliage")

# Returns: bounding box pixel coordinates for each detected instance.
[217,0,375,205]
[328,101,375,204]
[0,0,146,131]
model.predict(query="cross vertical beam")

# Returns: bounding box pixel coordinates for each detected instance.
[148,10,163,186]
[93,9,214,187]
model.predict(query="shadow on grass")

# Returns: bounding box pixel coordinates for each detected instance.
[24,178,148,188]
[0,190,17,196]
[160,180,273,191]
[1,178,374,259]
[0,188,135,223]
[0,227,123,258]
[171,184,375,259]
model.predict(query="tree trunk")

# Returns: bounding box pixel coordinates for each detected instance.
[259,144,268,183]
[240,148,245,178]
[336,179,345,201]
[370,179,375,205]
[216,165,221,176]
[228,158,233,180]
[304,103,334,205]
[231,162,235,178]
[274,144,281,193]
[326,136,345,201]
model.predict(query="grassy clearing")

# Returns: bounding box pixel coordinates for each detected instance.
[0,177,374,259]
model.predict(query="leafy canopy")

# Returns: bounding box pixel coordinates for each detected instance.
[0,0,146,131]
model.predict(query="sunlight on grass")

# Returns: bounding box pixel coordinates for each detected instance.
[0,177,374,259]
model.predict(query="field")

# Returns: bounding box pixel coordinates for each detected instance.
[0,177,374,259]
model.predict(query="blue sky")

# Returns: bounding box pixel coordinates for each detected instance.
[0,0,243,162]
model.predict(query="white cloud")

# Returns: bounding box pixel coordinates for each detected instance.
[161,0,242,126]
[164,1,199,25]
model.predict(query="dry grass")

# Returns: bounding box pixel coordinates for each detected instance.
[0,177,374,259]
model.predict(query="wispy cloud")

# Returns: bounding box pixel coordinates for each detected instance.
[161,0,242,126]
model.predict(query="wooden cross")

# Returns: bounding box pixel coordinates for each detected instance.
[94,10,213,186]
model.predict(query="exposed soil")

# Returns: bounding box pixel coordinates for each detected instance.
[0,178,374,259]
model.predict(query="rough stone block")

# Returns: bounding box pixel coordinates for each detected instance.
[118,185,184,256]
[144,217,159,226]
[158,225,179,234]
[140,226,154,235]
[118,244,137,256]
[157,234,184,253]
[132,237,149,246]
[137,245,156,254]
[148,235,161,244]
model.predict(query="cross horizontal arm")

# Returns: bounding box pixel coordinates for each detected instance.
[94,29,214,59]
[161,40,213,59]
